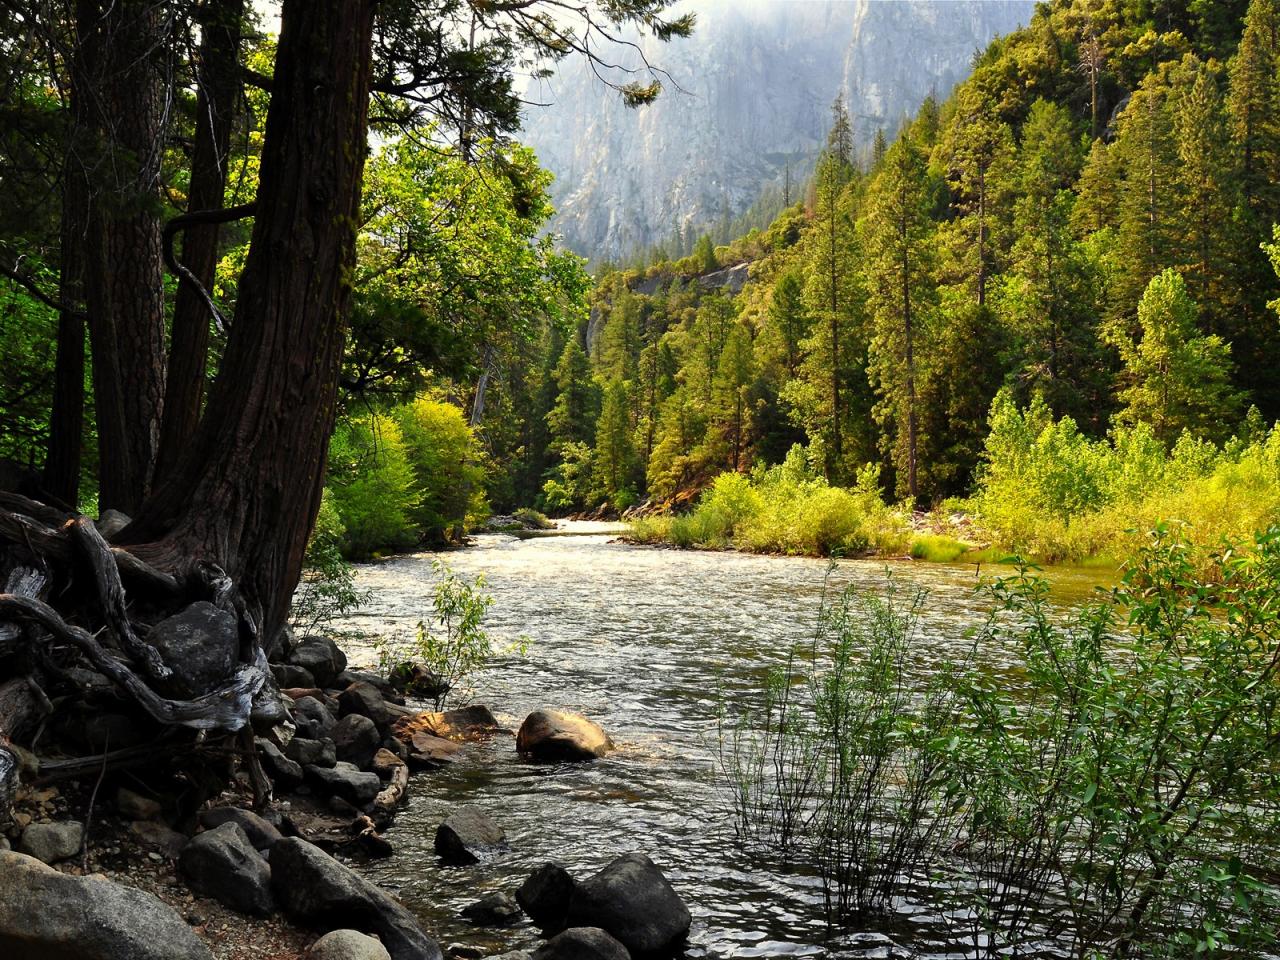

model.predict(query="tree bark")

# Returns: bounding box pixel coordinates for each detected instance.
[75,0,171,514]
[155,0,245,485]
[125,0,378,643]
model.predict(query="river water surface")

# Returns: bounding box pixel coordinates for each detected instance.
[332,523,1114,959]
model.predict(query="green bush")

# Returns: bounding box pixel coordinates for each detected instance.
[974,390,1280,568]
[394,396,487,542]
[292,489,372,634]
[326,413,417,558]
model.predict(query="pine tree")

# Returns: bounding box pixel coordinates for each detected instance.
[714,322,756,472]
[593,377,637,504]
[764,268,808,377]
[1109,269,1241,443]
[1228,0,1280,216]
[599,288,642,383]
[827,93,854,168]
[546,336,597,452]
[862,136,937,501]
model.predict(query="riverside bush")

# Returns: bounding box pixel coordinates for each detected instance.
[631,445,909,556]
[974,390,1280,566]
[721,529,1280,957]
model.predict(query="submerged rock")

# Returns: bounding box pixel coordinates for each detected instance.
[461,891,523,926]
[0,850,213,959]
[434,806,508,864]
[516,710,612,762]
[566,853,690,956]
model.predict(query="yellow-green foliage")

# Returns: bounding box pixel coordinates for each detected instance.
[908,534,969,563]
[326,413,417,559]
[975,391,1280,566]
[394,397,488,540]
[631,446,909,557]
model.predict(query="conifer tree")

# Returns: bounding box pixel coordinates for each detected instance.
[546,337,597,453]
[1109,269,1241,443]
[862,136,937,501]
[714,322,756,472]
[593,377,637,504]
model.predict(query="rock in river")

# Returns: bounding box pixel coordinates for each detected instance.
[517,862,577,932]
[516,710,612,762]
[272,837,442,960]
[566,853,690,956]
[0,850,213,959]
[460,891,522,926]
[434,806,508,864]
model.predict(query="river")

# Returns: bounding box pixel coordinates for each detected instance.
[331,523,1115,959]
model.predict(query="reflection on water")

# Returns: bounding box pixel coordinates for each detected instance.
[331,524,1116,958]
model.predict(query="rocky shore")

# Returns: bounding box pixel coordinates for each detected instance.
[0,631,691,960]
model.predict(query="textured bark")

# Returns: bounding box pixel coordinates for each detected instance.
[155,0,245,485]
[76,0,171,513]
[126,0,378,642]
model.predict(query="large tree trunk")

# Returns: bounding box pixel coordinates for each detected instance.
[124,0,378,643]
[154,0,245,485]
[76,0,171,514]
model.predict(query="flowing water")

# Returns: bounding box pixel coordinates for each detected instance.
[331,523,1115,959]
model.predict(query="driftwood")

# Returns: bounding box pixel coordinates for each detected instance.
[372,748,409,814]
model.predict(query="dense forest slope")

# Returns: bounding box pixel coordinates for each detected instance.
[520,0,1033,263]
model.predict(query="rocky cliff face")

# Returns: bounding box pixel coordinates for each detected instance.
[519,0,1033,263]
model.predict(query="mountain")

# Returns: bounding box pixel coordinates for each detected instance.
[519,0,1034,263]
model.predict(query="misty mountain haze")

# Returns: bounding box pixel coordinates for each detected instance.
[519,0,1034,263]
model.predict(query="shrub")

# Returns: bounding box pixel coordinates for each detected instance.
[292,489,371,634]
[394,396,487,542]
[326,413,417,558]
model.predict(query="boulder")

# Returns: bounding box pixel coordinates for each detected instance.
[337,670,400,699]
[339,682,414,730]
[289,636,348,687]
[273,663,317,690]
[517,863,577,932]
[516,710,612,763]
[460,891,522,926]
[565,854,690,956]
[286,737,337,768]
[198,807,283,850]
[293,695,339,739]
[128,821,189,858]
[116,786,162,821]
[531,928,629,960]
[271,837,442,960]
[258,738,304,789]
[148,601,240,698]
[333,713,381,770]
[309,929,393,960]
[392,705,499,745]
[17,821,82,864]
[306,762,382,807]
[0,850,213,959]
[179,822,274,917]
[434,806,509,864]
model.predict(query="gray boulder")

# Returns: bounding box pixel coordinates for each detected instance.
[273,663,317,689]
[517,863,577,932]
[17,821,82,864]
[333,713,381,770]
[339,681,414,730]
[531,928,629,960]
[258,738,304,789]
[148,601,240,697]
[179,822,274,917]
[286,737,337,768]
[566,854,690,956]
[294,695,339,739]
[198,807,283,850]
[309,929,393,960]
[306,761,382,807]
[0,850,213,959]
[271,837,442,960]
[516,710,612,763]
[434,806,509,864]
[289,636,348,687]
